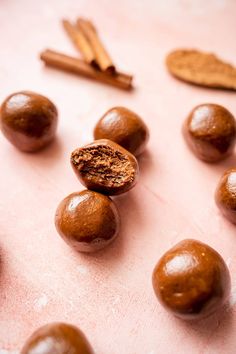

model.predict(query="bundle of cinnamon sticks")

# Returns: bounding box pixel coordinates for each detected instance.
[40,18,133,90]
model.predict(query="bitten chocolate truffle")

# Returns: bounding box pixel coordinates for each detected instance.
[152,239,230,320]
[21,322,94,354]
[183,103,236,162]
[94,107,149,156]
[55,190,120,252]
[71,139,139,195]
[215,168,236,224]
[0,91,58,152]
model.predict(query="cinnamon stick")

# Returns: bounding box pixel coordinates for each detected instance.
[40,49,133,90]
[62,19,97,67]
[77,18,115,74]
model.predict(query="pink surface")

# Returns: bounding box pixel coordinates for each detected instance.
[1,0,236,353]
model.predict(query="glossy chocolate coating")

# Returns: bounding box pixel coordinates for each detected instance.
[183,104,236,162]
[21,322,94,354]
[0,91,58,152]
[215,168,236,224]
[71,139,139,195]
[94,107,149,156]
[152,239,230,320]
[55,190,120,252]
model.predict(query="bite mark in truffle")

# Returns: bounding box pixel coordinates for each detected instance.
[71,139,139,195]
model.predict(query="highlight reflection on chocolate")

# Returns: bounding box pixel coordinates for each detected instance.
[152,239,231,320]
[215,168,236,224]
[21,322,94,354]
[183,103,236,162]
[94,107,149,156]
[55,190,120,252]
[0,91,58,152]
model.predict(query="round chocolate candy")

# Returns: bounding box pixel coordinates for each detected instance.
[0,91,58,152]
[215,168,236,224]
[183,103,236,162]
[70,139,139,195]
[20,322,94,354]
[152,239,231,320]
[55,190,120,252]
[94,106,149,156]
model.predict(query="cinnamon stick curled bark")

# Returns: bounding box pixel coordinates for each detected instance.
[40,49,133,90]
[62,19,97,67]
[77,18,115,74]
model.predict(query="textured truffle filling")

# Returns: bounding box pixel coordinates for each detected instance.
[71,145,135,187]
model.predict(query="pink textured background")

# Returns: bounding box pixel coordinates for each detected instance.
[1,0,236,353]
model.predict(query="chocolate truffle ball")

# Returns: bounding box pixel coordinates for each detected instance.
[94,107,149,156]
[152,239,230,320]
[55,190,120,252]
[71,139,139,195]
[215,168,236,224]
[21,322,94,354]
[183,103,236,162]
[0,91,58,152]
